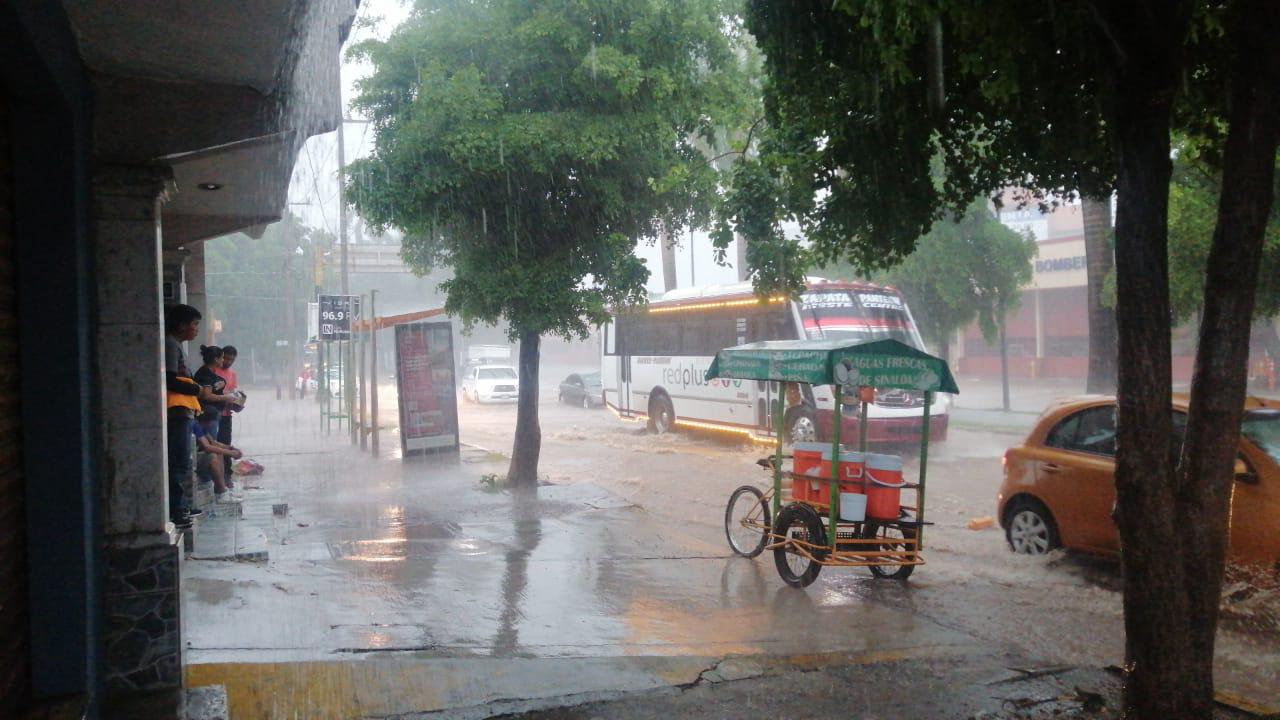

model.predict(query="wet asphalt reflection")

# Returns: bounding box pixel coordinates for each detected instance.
[183,407,973,665]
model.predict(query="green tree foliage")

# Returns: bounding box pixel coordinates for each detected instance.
[345,0,749,484]
[712,1,1111,296]
[204,215,329,377]
[1168,147,1280,322]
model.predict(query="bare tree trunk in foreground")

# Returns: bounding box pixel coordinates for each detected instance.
[507,330,541,488]
[1175,2,1280,714]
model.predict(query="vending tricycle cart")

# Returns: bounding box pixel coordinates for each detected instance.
[711,338,959,587]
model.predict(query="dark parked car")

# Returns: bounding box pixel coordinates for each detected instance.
[559,372,602,408]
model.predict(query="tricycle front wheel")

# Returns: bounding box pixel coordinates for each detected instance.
[724,485,771,558]
[773,503,826,588]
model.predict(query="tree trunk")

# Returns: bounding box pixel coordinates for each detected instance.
[660,223,678,293]
[1176,3,1280,716]
[507,330,541,488]
[1082,194,1117,393]
[936,327,952,364]
[998,305,1010,411]
[1089,2,1191,716]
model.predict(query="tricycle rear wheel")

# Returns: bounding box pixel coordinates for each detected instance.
[773,503,826,588]
[861,522,917,580]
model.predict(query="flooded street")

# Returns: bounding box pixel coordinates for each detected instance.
[181,378,1279,717]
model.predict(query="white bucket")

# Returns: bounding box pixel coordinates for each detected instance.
[839,492,867,522]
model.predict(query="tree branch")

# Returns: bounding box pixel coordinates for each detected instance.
[708,116,765,165]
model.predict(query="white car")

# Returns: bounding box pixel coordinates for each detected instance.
[461,365,520,403]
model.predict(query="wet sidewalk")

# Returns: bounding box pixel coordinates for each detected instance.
[179,391,1265,719]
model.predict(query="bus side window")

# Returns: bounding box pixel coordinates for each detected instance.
[652,314,679,356]
[704,312,737,355]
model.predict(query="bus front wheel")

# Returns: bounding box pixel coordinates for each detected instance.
[648,394,675,434]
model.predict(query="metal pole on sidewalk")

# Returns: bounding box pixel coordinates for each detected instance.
[358,294,368,450]
[370,290,380,457]
[319,339,326,433]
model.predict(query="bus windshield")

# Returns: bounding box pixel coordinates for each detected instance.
[800,290,920,348]
[478,367,518,380]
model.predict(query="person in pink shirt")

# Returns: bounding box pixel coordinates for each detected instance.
[213,345,244,483]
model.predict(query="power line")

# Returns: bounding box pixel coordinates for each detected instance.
[303,141,335,237]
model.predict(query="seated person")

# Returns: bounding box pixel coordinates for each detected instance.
[193,420,244,502]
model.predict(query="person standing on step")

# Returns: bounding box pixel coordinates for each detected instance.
[213,345,244,483]
[165,305,220,528]
[193,345,233,442]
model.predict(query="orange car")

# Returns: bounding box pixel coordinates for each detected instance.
[998,394,1280,564]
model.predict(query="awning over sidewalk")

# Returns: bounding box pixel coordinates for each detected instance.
[352,307,445,332]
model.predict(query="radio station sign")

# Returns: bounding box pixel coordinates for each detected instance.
[318,294,359,340]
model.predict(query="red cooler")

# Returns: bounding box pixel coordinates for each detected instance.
[791,442,827,503]
[793,445,865,505]
[864,453,907,519]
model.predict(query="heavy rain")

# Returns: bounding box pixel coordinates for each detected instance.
[2,1,1279,719]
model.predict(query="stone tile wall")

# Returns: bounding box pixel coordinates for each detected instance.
[104,538,182,695]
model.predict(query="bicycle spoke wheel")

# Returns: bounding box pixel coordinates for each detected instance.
[862,522,917,580]
[725,485,771,558]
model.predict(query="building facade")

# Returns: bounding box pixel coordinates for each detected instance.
[953,196,1202,382]
[1,2,357,716]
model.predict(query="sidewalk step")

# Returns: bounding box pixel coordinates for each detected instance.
[190,491,277,562]
[184,684,229,720]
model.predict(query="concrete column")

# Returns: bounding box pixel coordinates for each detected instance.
[93,164,185,697]
[184,242,208,345]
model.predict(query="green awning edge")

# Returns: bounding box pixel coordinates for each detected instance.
[704,338,959,394]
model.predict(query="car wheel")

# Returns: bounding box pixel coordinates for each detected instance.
[558,392,564,404]
[648,393,675,434]
[1005,499,1058,555]
[785,406,817,445]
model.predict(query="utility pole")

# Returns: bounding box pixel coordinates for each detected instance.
[283,250,297,400]
[369,289,380,457]
[358,293,368,451]
[337,74,350,297]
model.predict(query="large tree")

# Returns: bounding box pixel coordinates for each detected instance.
[346,0,745,486]
[720,1,1280,715]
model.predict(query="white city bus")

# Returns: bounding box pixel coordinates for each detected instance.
[601,278,950,444]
